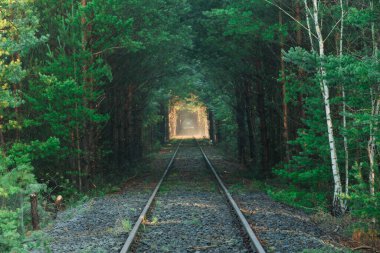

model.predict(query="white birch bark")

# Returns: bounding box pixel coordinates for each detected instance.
[368,88,378,196]
[369,0,378,196]
[371,1,378,59]
[303,0,315,51]
[311,0,345,213]
[339,0,349,200]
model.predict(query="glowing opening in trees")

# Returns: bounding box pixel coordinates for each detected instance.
[169,98,209,139]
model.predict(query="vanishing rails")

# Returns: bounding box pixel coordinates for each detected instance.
[119,140,266,253]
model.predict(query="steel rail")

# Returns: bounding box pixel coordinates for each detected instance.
[119,141,182,253]
[197,141,266,253]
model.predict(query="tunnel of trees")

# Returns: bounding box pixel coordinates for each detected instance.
[168,98,209,139]
[0,0,379,250]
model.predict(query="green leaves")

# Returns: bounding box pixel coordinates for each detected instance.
[346,7,372,28]
[0,209,20,251]
[283,47,317,72]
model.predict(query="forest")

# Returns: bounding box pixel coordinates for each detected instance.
[0,0,379,252]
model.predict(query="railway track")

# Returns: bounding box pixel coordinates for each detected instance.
[120,140,266,253]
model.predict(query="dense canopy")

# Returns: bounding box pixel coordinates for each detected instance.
[0,0,379,251]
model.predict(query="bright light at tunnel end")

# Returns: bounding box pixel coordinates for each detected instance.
[168,98,210,140]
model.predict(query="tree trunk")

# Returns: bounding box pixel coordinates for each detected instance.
[304,0,315,51]
[245,82,256,161]
[80,0,98,190]
[256,74,270,175]
[0,122,5,148]
[368,90,379,197]
[119,87,126,166]
[279,11,290,162]
[112,86,120,168]
[369,0,378,196]
[160,103,168,143]
[296,0,306,120]
[339,0,349,199]
[133,109,144,161]
[127,85,134,161]
[30,193,40,230]
[311,0,345,214]
[235,84,247,163]
[76,122,82,192]
[208,110,217,144]
[81,0,90,190]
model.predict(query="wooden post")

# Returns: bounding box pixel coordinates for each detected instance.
[30,193,40,230]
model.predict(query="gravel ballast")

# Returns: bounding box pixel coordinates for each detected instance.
[43,142,349,253]
[203,145,348,253]
[133,143,250,253]
[47,191,151,252]
[43,145,175,253]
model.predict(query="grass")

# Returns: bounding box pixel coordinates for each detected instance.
[160,245,171,252]
[122,218,132,232]
[107,218,133,235]
[266,187,328,213]
[302,248,353,253]
[158,184,171,193]
[80,249,108,253]
[209,183,218,192]
[228,180,267,194]
[60,198,94,220]
[184,217,201,226]
[151,216,159,224]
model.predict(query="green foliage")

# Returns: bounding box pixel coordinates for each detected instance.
[274,0,380,225]
[350,192,380,220]
[0,209,20,251]
[0,0,379,249]
[0,2,57,250]
[121,219,132,232]
[0,149,46,252]
[267,188,328,212]
[348,164,380,221]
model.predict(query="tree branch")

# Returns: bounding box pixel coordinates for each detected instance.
[262,0,318,39]
[92,46,127,56]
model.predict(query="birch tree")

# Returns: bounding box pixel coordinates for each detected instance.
[368,0,379,196]
[339,0,349,201]
[308,0,345,213]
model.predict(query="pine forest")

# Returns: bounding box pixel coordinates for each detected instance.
[0,0,379,252]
